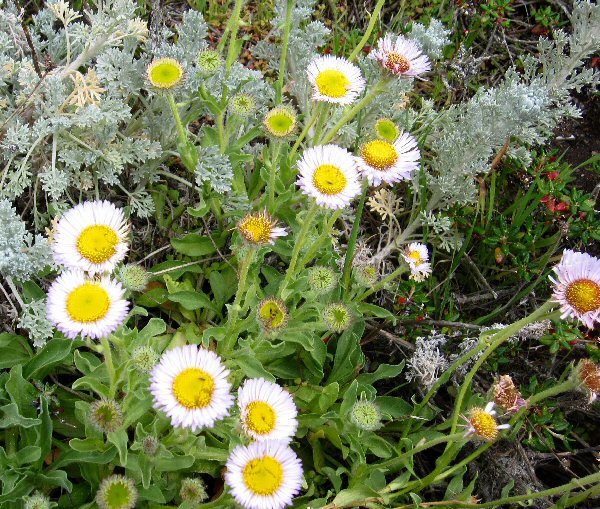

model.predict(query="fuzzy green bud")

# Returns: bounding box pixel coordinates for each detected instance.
[350,399,382,431]
[180,478,208,504]
[131,346,159,373]
[24,493,50,509]
[353,264,378,287]
[116,263,150,292]
[197,48,223,76]
[229,93,257,118]
[96,475,138,509]
[374,118,400,141]
[322,303,352,333]
[89,399,123,434]
[308,266,338,294]
[141,435,159,456]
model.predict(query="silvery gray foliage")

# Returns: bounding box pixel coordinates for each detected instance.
[195,145,234,194]
[426,0,600,207]
[420,211,464,252]
[17,299,54,349]
[410,19,451,60]
[406,333,449,390]
[0,200,52,281]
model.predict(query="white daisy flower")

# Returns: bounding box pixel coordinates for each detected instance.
[550,250,600,329]
[369,34,431,78]
[306,55,366,105]
[225,440,303,509]
[46,270,129,340]
[356,132,421,186]
[238,379,298,443]
[401,242,432,281]
[52,200,129,274]
[297,145,362,209]
[150,345,234,432]
[237,211,287,245]
[464,402,510,441]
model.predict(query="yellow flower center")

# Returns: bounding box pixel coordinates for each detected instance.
[148,59,183,89]
[66,283,111,323]
[243,456,284,496]
[238,214,273,244]
[361,140,398,170]
[172,368,215,409]
[469,408,499,441]
[76,225,119,264]
[315,69,350,98]
[313,164,347,195]
[565,279,600,314]
[258,300,286,329]
[245,401,277,435]
[386,52,410,73]
[408,251,421,264]
[265,111,296,136]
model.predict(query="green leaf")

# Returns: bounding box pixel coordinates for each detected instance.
[153,454,195,472]
[357,362,405,385]
[0,333,33,369]
[14,446,41,465]
[22,339,72,379]
[168,290,215,311]
[376,396,412,419]
[233,353,275,381]
[171,234,220,257]
[107,429,128,466]
[356,303,397,322]
[138,485,166,504]
[318,383,339,413]
[326,321,365,385]
[332,484,382,506]
[50,446,117,469]
[138,318,167,341]
[31,469,72,491]
[0,403,41,429]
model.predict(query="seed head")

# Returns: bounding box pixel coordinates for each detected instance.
[24,493,50,509]
[492,375,526,413]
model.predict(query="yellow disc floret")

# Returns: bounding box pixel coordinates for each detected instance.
[238,212,275,244]
[66,283,111,323]
[315,70,350,98]
[245,401,277,435]
[76,225,119,264]
[147,58,184,89]
[408,251,422,264]
[468,408,499,441]
[243,456,284,495]
[172,368,215,409]
[258,298,287,330]
[313,164,347,195]
[361,140,398,170]
[566,279,600,314]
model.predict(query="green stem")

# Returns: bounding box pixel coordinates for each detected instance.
[320,79,389,145]
[380,432,466,474]
[297,209,342,271]
[280,201,320,293]
[101,336,117,399]
[447,300,557,440]
[267,142,282,213]
[221,248,255,355]
[166,92,187,142]
[348,0,386,61]
[225,0,245,77]
[216,109,227,153]
[289,107,320,161]
[356,263,406,302]
[342,179,368,290]
[276,0,294,104]
[312,103,330,145]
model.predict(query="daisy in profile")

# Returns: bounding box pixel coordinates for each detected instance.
[147,57,185,90]
[356,132,421,186]
[225,440,303,509]
[46,270,129,340]
[369,34,431,78]
[550,250,600,329]
[237,211,287,245]
[463,402,510,441]
[150,345,233,432]
[238,378,298,442]
[401,242,432,282]
[306,55,365,105]
[52,200,129,274]
[297,145,362,209]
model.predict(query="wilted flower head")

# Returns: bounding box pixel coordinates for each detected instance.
[237,211,287,245]
[574,359,600,403]
[147,57,185,90]
[96,475,138,509]
[308,266,338,293]
[550,250,600,329]
[322,303,352,332]
[141,434,159,455]
[369,34,431,78]
[180,478,208,504]
[350,398,382,431]
[263,105,297,138]
[257,298,288,333]
[493,375,526,413]
[89,399,123,433]
[464,402,510,441]
[197,48,223,76]
[374,118,400,141]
